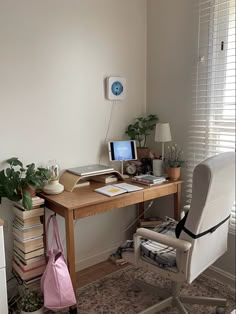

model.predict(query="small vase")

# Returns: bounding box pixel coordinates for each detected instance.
[167,167,181,181]
[137,147,150,160]
[153,159,163,176]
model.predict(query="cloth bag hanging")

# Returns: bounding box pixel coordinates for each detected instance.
[41,214,76,311]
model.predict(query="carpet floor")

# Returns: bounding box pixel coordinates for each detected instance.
[77,265,235,314]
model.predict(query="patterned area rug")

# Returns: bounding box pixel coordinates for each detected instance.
[77,266,235,314]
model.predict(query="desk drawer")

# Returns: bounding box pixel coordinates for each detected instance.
[74,192,144,219]
[144,184,177,201]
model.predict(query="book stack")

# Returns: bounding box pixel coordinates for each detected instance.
[132,174,166,186]
[91,174,118,183]
[12,197,46,290]
[139,218,163,229]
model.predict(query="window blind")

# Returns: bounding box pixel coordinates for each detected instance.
[187,0,235,231]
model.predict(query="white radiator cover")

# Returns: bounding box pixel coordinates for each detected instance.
[0,221,8,313]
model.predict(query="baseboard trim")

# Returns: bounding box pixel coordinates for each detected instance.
[75,244,119,272]
[204,266,236,290]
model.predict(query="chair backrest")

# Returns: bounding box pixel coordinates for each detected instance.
[180,152,235,283]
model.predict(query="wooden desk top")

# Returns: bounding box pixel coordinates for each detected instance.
[40,179,182,219]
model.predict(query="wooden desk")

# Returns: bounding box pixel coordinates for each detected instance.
[40,179,182,293]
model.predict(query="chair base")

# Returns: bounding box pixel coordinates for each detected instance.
[136,281,227,314]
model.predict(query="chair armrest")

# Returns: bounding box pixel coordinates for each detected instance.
[136,228,192,252]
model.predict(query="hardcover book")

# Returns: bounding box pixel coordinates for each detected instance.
[91,174,118,183]
[14,255,46,272]
[14,250,45,265]
[132,175,166,186]
[13,206,44,220]
[13,224,43,241]
[13,260,46,280]
[14,246,45,260]
[133,175,166,183]
[15,216,42,228]
[14,237,44,253]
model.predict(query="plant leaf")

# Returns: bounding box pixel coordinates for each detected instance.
[22,190,32,210]
[0,170,6,182]
[6,157,23,167]
[29,177,44,188]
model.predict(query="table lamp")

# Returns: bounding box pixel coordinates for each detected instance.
[155,123,172,160]
[43,160,64,194]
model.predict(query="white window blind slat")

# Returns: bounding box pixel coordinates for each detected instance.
[187,0,236,232]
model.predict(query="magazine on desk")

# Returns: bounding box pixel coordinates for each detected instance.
[94,183,143,197]
[132,174,167,186]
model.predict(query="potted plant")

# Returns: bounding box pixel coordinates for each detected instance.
[0,157,50,210]
[125,114,159,159]
[19,290,44,314]
[165,144,186,181]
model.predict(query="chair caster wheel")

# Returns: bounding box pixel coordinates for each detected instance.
[216,306,226,314]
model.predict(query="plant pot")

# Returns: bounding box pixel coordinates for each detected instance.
[21,307,44,314]
[137,147,150,160]
[17,185,36,198]
[167,167,181,181]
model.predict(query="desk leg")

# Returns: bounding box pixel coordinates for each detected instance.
[174,183,181,221]
[137,202,145,219]
[65,210,77,298]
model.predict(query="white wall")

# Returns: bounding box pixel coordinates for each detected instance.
[146,0,235,282]
[0,0,147,292]
[147,0,197,157]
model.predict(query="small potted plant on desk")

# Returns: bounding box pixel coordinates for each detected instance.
[0,157,50,210]
[19,290,44,314]
[165,144,186,181]
[125,114,159,160]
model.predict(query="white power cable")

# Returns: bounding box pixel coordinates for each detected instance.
[99,100,115,164]
[121,200,154,234]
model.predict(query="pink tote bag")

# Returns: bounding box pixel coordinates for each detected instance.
[41,214,76,311]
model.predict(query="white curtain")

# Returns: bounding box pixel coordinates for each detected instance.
[186,0,236,230]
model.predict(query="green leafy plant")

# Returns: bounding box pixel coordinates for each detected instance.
[0,157,50,210]
[19,290,43,312]
[125,114,159,147]
[165,144,186,168]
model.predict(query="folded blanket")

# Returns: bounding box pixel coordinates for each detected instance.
[118,218,178,269]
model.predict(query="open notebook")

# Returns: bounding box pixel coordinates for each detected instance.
[94,183,143,197]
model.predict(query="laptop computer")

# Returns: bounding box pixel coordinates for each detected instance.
[67,164,114,176]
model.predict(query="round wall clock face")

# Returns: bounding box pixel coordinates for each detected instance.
[111,81,124,96]
[126,163,137,175]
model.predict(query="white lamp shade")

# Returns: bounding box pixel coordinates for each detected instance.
[155,123,172,142]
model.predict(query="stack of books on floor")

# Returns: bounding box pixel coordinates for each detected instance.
[132,174,166,186]
[12,196,46,290]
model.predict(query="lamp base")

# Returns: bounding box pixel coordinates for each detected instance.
[43,180,64,195]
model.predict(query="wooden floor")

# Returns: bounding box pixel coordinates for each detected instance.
[76,259,129,289]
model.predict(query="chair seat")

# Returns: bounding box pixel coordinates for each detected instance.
[121,219,178,271]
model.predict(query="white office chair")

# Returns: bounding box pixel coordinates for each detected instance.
[123,152,235,314]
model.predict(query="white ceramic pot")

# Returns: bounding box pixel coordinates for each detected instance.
[21,307,44,314]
